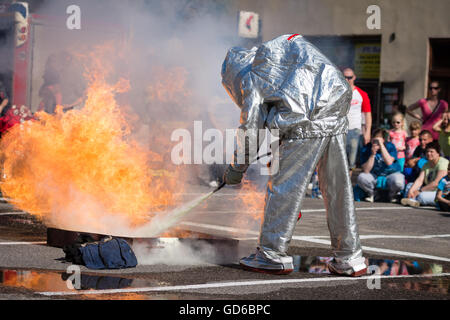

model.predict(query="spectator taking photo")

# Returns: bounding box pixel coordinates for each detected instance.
[356,128,405,203]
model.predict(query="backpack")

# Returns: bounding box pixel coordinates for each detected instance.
[64,236,137,270]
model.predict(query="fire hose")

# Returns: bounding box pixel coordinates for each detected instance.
[150,152,273,235]
[212,151,272,193]
[180,151,272,211]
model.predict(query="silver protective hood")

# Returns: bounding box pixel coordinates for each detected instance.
[221,34,352,140]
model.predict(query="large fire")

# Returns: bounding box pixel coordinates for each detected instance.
[0,45,180,235]
[0,43,267,238]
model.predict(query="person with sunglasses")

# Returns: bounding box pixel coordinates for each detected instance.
[406,81,448,140]
[342,68,372,175]
[389,112,407,171]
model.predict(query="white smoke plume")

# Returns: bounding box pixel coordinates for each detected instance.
[132,237,240,266]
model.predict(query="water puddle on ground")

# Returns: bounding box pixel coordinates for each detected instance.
[292,256,449,295]
[0,256,448,297]
[292,256,446,276]
[0,269,159,292]
[0,269,210,299]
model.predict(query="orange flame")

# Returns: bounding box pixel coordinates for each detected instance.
[229,180,265,236]
[0,44,181,234]
[238,180,265,220]
[1,270,68,292]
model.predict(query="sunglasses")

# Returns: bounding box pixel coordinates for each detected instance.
[429,86,440,90]
[344,76,353,80]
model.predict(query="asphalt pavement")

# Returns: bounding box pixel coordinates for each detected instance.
[0,183,449,301]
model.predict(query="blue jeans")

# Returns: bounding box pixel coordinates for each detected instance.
[346,129,362,170]
[403,182,438,206]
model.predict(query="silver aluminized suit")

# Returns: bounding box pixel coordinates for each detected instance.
[221,34,365,274]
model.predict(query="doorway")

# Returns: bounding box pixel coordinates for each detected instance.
[429,38,450,104]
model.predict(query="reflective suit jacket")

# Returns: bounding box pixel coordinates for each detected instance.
[221,34,352,171]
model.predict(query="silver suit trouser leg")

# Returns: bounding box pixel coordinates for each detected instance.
[317,134,363,263]
[258,134,363,264]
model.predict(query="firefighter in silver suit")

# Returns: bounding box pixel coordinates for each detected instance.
[221,34,367,276]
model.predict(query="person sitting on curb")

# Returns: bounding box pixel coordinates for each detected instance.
[401,141,449,207]
[435,162,450,212]
[357,128,405,203]
[404,130,433,183]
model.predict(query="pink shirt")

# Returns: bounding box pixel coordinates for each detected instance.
[418,99,448,140]
[406,137,420,160]
[389,130,407,159]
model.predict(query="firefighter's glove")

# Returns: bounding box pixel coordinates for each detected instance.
[223,165,244,185]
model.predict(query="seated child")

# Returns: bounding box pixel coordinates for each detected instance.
[435,162,450,212]
[406,121,421,161]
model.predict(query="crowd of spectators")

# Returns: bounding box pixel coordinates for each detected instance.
[350,79,450,212]
[1,60,449,213]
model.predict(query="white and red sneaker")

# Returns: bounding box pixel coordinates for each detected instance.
[240,247,294,275]
[327,257,368,277]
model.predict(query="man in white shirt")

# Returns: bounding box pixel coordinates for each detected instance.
[343,68,372,173]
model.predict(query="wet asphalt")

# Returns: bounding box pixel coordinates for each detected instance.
[0,183,449,301]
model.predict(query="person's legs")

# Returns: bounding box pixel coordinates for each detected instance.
[356,132,364,167]
[397,158,406,172]
[346,129,361,171]
[403,182,414,197]
[386,172,406,199]
[356,172,377,196]
[401,182,420,207]
[259,137,329,253]
[317,134,366,276]
[241,137,329,272]
[416,191,437,206]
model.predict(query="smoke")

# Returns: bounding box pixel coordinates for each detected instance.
[132,237,239,266]
[1,0,240,127]
[34,0,241,178]
[0,0,270,238]
[120,0,241,136]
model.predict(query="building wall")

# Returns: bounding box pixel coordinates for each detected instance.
[230,0,450,107]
